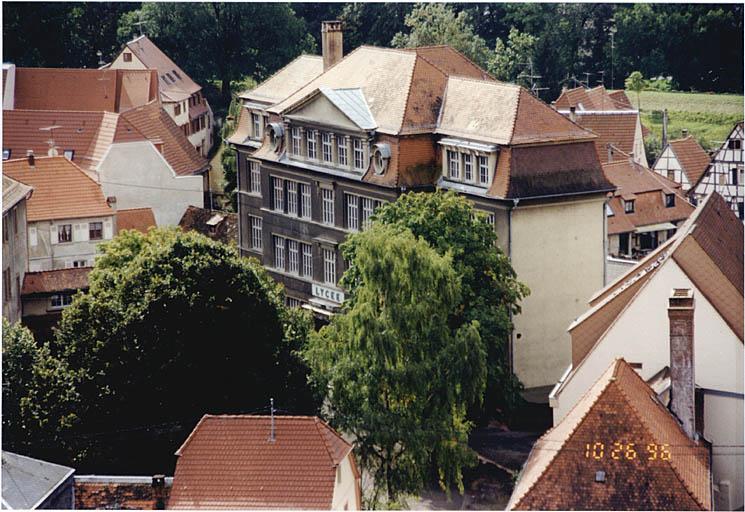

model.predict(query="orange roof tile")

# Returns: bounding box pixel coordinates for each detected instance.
[3,156,113,222]
[2,175,33,213]
[240,55,324,106]
[169,415,354,510]
[509,358,711,510]
[554,86,634,111]
[21,267,91,295]
[117,207,156,234]
[573,112,640,164]
[668,136,711,186]
[410,46,492,81]
[120,101,208,176]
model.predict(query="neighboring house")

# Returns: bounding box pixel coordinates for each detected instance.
[75,475,171,510]
[108,35,214,157]
[168,415,361,510]
[20,267,91,342]
[689,121,744,218]
[2,176,32,323]
[550,193,743,509]
[553,86,648,167]
[652,133,711,192]
[508,359,712,510]
[604,150,694,259]
[116,207,157,234]
[1,451,75,509]
[233,22,613,390]
[3,155,115,271]
[178,206,237,245]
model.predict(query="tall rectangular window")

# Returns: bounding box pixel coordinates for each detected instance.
[292,128,301,155]
[463,154,473,182]
[252,113,261,138]
[322,132,333,162]
[448,150,460,179]
[731,168,739,185]
[301,243,313,277]
[288,239,299,274]
[250,216,262,250]
[272,177,284,212]
[353,139,365,170]
[287,180,298,215]
[249,161,261,195]
[58,224,72,243]
[361,197,375,230]
[322,188,335,225]
[323,248,336,285]
[478,156,489,185]
[89,222,103,240]
[337,136,348,166]
[300,183,312,219]
[346,193,359,231]
[273,235,286,270]
[307,130,317,159]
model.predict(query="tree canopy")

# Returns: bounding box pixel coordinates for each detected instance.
[304,224,486,507]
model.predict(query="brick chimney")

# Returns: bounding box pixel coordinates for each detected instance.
[152,474,166,510]
[321,21,343,71]
[668,288,696,439]
[26,150,34,167]
[569,105,576,122]
[682,128,689,138]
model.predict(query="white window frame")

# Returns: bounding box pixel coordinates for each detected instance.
[448,150,460,179]
[321,188,335,226]
[89,221,103,240]
[323,248,336,285]
[322,132,333,163]
[353,139,365,170]
[346,193,359,231]
[58,224,73,243]
[478,155,489,185]
[252,113,261,139]
[337,136,348,166]
[50,293,73,310]
[291,128,302,155]
[250,215,263,251]
[272,177,284,212]
[362,197,375,230]
[288,239,299,275]
[301,243,313,278]
[249,161,261,195]
[300,183,312,219]
[274,235,286,270]
[287,180,298,216]
[307,129,317,160]
[463,153,473,182]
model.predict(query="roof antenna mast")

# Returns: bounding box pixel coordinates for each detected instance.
[269,397,276,443]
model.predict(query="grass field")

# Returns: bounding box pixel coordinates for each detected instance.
[629,89,743,156]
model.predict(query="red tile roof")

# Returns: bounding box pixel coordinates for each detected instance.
[667,136,712,186]
[117,207,156,234]
[169,415,354,510]
[21,267,91,296]
[120,101,209,176]
[410,46,492,81]
[573,112,640,164]
[3,156,113,222]
[509,358,711,510]
[554,86,634,111]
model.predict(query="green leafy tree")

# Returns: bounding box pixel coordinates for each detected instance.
[339,3,413,51]
[488,28,538,85]
[342,191,528,421]
[305,225,486,507]
[391,4,491,69]
[625,71,646,109]
[52,228,316,473]
[2,320,80,462]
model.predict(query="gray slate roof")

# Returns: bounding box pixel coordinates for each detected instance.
[2,451,74,509]
[319,87,377,130]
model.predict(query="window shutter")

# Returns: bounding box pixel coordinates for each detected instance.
[51,225,58,245]
[79,223,89,242]
[103,219,113,239]
[29,227,37,247]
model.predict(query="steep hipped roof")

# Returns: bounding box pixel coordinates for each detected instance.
[169,415,353,510]
[319,87,376,130]
[667,136,712,186]
[3,109,147,173]
[225,105,252,146]
[178,206,237,245]
[2,175,33,214]
[240,54,324,106]
[2,451,75,510]
[410,46,493,81]
[554,85,634,111]
[119,101,209,175]
[572,111,640,164]
[2,156,113,222]
[508,359,711,510]
[12,68,159,113]
[437,77,597,145]
[21,267,92,296]
[123,35,201,102]
[570,192,743,368]
[116,207,156,233]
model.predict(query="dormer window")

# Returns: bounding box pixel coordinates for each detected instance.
[665,193,675,208]
[447,150,460,179]
[291,128,301,155]
[322,132,333,163]
[64,149,74,161]
[337,136,348,166]
[2,149,10,160]
[624,199,635,213]
[478,156,489,185]
[463,154,473,182]
[123,52,132,62]
[307,130,317,160]
[252,113,261,140]
[353,139,365,170]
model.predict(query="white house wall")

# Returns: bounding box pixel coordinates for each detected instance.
[653,146,691,190]
[28,215,115,271]
[98,141,203,226]
[511,196,607,389]
[633,115,649,168]
[704,390,744,509]
[330,454,360,510]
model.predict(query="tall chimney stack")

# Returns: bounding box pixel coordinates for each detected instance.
[26,150,35,167]
[569,105,576,122]
[682,128,689,138]
[321,21,343,71]
[668,288,696,439]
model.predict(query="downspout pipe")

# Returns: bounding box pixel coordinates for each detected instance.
[507,197,520,375]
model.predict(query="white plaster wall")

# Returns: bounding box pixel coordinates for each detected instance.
[330,453,360,510]
[704,391,744,509]
[511,196,607,388]
[109,49,147,70]
[98,141,203,226]
[28,215,115,272]
[2,199,28,323]
[653,146,691,190]
[164,101,189,128]
[633,115,649,168]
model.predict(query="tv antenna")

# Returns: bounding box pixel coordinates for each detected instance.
[517,60,548,99]
[133,12,147,37]
[582,72,592,88]
[39,125,62,156]
[96,50,105,68]
[268,397,276,443]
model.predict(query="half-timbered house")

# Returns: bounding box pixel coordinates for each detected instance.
[652,133,711,192]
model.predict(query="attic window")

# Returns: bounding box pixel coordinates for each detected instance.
[166,72,175,82]
[728,139,742,150]
[123,52,132,62]
[64,149,74,161]
[172,70,181,80]
[2,149,10,160]
[665,193,675,208]
[624,199,635,213]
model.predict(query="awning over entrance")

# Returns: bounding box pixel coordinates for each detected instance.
[635,222,676,234]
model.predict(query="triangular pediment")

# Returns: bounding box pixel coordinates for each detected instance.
[283,87,376,132]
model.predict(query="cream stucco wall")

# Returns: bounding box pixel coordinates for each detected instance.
[510,196,607,389]
[28,215,115,272]
[2,199,28,323]
[330,453,360,510]
[550,259,743,508]
[110,49,147,70]
[98,141,203,226]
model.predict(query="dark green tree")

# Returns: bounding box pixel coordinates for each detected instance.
[341,191,529,421]
[304,225,486,507]
[52,228,316,473]
[339,3,413,51]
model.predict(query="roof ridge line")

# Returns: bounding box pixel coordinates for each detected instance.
[507,87,524,145]
[242,52,322,99]
[313,417,352,468]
